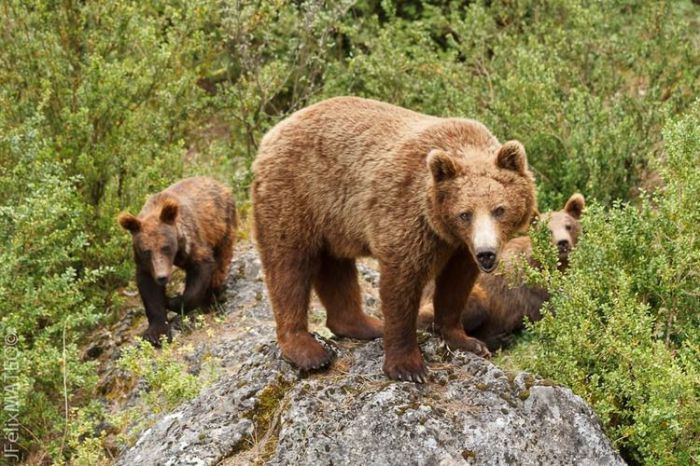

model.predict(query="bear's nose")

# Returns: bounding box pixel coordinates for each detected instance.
[557,240,571,251]
[476,250,497,272]
[156,275,169,286]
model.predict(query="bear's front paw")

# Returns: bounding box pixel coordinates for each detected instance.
[443,329,491,358]
[142,323,171,347]
[383,348,427,383]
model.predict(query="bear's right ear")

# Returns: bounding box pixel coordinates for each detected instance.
[159,198,179,225]
[427,149,458,182]
[564,193,585,219]
[496,140,527,175]
[118,212,141,234]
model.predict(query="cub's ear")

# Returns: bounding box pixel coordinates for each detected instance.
[427,149,459,182]
[564,193,585,219]
[496,140,528,174]
[118,212,141,233]
[159,198,179,224]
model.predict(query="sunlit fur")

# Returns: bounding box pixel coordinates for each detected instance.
[252,96,537,381]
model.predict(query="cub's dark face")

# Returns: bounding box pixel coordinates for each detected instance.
[118,199,179,286]
[427,141,537,273]
[543,193,584,268]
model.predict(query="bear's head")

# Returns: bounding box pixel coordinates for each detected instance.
[542,193,585,269]
[427,141,536,273]
[117,198,180,286]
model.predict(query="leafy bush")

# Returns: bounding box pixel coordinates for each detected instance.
[507,104,700,464]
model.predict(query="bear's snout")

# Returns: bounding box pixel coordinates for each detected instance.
[156,275,169,286]
[557,239,571,253]
[476,250,497,273]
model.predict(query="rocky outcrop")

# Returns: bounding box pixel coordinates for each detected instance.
[115,244,624,466]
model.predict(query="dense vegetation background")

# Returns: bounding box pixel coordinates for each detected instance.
[0,1,698,464]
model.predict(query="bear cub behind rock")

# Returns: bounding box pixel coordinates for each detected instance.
[118,177,237,345]
[420,193,585,350]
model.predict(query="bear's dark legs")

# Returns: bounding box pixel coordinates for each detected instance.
[314,252,383,340]
[434,249,490,358]
[136,268,171,346]
[169,261,215,313]
[379,263,428,382]
[263,247,332,370]
[211,230,236,294]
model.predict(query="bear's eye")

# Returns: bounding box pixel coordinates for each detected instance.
[492,207,505,218]
[459,212,472,223]
[141,249,152,259]
[565,224,572,231]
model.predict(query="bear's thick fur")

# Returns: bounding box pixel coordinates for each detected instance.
[252,97,537,381]
[118,177,237,345]
[419,193,585,350]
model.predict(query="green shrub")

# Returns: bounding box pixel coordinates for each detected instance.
[507,104,700,464]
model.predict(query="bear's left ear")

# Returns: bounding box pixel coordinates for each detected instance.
[160,198,179,224]
[564,193,585,219]
[496,140,527,175]
[427,149,459,182]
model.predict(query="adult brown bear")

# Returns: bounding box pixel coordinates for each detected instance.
[252,97,537,382]
[118,177,237,345]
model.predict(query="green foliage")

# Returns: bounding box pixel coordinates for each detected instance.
[508,104,700,464]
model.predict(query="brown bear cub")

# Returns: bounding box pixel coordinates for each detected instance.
[252,97,537,382]
[118,177,237,345]
[419,193,585,350]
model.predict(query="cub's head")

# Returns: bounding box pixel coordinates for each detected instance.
[427,141,537,273]
[541,193,585,269]
[118,198,180,286]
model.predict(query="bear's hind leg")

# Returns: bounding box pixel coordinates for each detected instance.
[314,252,383,340]
[434,249,491,358]
[263,247,333,370]
[211,229,236,297]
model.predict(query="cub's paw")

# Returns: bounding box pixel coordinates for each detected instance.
[142,323,171,348]
[443,329,491,358]
[328,314,384,340]
[279,332,335,371]
[383,350,427,383]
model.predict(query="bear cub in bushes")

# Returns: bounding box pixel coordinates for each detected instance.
[118,177,237,345]
[252,96,537,382]
[420,193,585,350]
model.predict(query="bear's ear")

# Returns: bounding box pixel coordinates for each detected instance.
[160,198,179,225]
[118,212,141,234]
[564,193,585,219]
[496,140,527,174]
[427,149,459,182]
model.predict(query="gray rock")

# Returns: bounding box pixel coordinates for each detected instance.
[115,243,625,466]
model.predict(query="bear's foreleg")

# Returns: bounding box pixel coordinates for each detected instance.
[136,268,171,346]
[380,263,428,382]
[171,260,216,313]
[314,252,383,340]
[433,249,491,358]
